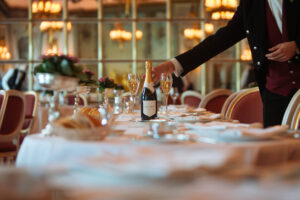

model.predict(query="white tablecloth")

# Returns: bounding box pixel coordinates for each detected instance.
[17,132,300,168]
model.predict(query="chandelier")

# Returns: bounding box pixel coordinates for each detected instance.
[109,24,143,48]
[184,23,214,40]
[205,0,238,20]
[40,21,72,32]
[110,29,143,41]
[0,40,11,60]
[32,0,61,16]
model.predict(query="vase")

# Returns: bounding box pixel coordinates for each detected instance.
[35,73,78,123]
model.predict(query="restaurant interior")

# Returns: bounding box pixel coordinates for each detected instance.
[0,0,300,199]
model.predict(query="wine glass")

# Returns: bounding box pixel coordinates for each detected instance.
[73,85,90,115]
[160,73,172,115]
[170,87,179,105]
[127,73,140,113]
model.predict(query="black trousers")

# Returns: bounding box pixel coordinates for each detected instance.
[262,88,297,128]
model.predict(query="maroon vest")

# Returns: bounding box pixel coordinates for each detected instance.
[265,0,300,96]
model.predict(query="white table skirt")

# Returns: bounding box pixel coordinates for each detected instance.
[16,133,300,169]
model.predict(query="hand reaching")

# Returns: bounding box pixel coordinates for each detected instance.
[152,61,175,83]
[265,41,297,62]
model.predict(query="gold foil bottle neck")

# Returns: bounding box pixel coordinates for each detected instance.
[145,60,152,84]
[145,61,152,70]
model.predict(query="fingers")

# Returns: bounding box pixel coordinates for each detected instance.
[268,44,280,52]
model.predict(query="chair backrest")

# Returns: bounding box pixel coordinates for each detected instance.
[22,91,39,134]
[221,91,241,116]
[181,90,202,108]
[291,104,300,130]
[65,94,87,106]
[199,89,232,113]
[0,90,7,112]
[0,90,25,143]
[24,91,39,119]
[282,89,300,130]
[225,87,263,124]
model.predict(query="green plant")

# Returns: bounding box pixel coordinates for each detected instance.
[33,54,85,80]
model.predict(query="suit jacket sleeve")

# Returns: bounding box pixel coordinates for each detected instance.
[175,0,247,76]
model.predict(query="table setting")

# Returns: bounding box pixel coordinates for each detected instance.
[13,65,300,200]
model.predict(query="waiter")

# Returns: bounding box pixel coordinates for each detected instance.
[153,0,300,127]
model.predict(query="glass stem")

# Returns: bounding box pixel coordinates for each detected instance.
[165,94,168,114]
[131,95,136,113]
[73,93,80,116]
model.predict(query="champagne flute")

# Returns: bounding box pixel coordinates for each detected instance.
[127,73,140,113]
[170,87,179,105]
[160,73,172,114]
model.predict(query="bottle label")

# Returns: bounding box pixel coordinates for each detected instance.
[143,100,156,117]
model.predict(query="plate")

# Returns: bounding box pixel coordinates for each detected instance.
[42,124,109,141]
[186,129,276,143]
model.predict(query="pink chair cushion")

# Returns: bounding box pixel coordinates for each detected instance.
[22,118,32,130]
[184,96,201,108]
[205,95,228,113]
[25,94,35,118]
[230,91,263,124]
[168,95,181,105]
[0,142,16,152]
[0,94,4,108]
[0,96,24,135]
[66,95,84,106]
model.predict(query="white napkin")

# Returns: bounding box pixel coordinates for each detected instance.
[185,123,227,131]
[236,125,288,138]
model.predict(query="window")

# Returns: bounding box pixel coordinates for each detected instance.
[0,0,251,94]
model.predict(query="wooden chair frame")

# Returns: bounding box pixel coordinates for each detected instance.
[199,89,232,109]
[180,90,202,106]
[21,91,39,135]
[0,90,25,164]
[282,89,300,130]
[225,87,260,120]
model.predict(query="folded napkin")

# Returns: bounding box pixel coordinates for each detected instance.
[236,125,288,138]
[185,124,288,141]
[185,123,227,131]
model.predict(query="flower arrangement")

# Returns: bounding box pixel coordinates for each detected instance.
[79,69,98,88]
[98,76,116,92]
[115,84,124,90]
[33,54,85,80]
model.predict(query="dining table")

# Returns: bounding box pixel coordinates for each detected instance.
[14,105,300,199]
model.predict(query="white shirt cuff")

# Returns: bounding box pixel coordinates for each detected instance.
[171,58,184,77]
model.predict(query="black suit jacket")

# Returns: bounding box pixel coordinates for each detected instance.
[176,0,300,92]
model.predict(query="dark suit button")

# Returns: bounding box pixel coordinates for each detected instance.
[257,61,261,66]
[246,30,250,35]
[295,56,299,59]
[253,46,258,50]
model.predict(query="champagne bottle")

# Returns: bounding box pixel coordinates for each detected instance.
[141,61,157,120]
